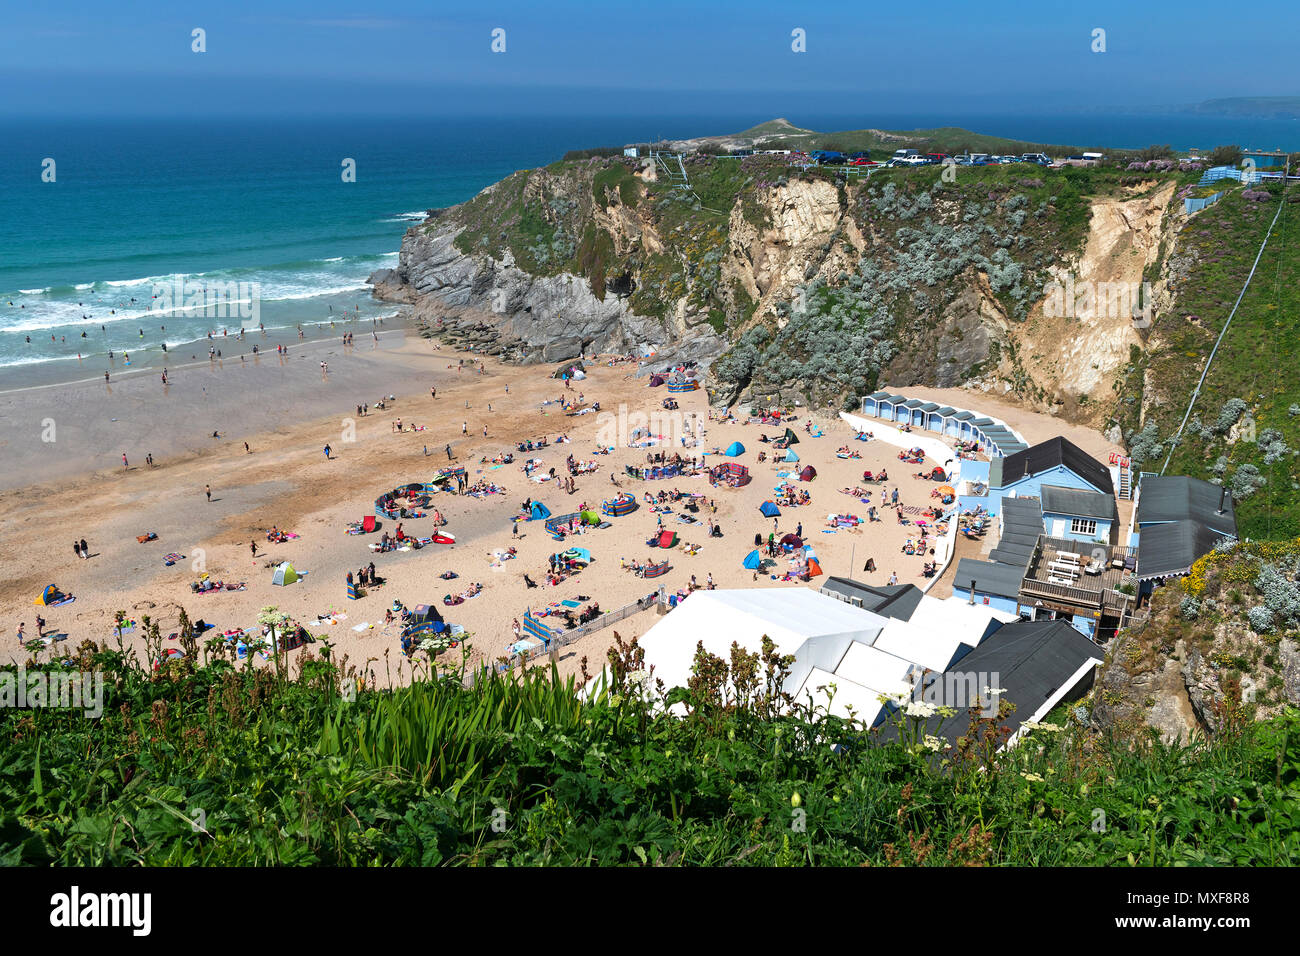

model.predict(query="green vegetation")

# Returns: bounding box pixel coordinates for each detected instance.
[1130,180,1300,539]
[3,627,1299,865]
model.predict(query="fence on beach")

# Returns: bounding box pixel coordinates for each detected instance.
[466,593,661,685]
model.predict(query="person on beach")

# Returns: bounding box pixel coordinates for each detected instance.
[888,570,899,586]
[74,540,82,560]
[445,444,453,460]
[15,623,24,645]
[251,541,258,558]
[105,371,110,383]
[80,538,88,559]
[122,453,128,468]
[205,485,211,502]
[324,444,332,460]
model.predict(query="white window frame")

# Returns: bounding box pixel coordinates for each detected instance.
[1069,517,1098,537]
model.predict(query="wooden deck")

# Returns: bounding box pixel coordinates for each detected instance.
[1020,535,1135,614]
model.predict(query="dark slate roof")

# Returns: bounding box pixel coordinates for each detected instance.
[987,497,1045,568]
[917,402,939,413]
[1136,475,1237,536]
[1040,485,1119,522]
[998,436,1114,496]
[819,578,925,621]
[868,390,891,400]
[903,398,925,408]
[935,406,956,417]
[952,410,977,421]
[1137,520,1232,580]
[878,620,1104,747]
[954,558,1024,600]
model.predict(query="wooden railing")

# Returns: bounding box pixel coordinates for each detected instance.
[1020,577,1103,607]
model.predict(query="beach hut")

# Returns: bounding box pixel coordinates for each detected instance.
[799,464,817,482]
[528,501,551,521]
[743,550,763,570]
[271,562,300,586]
[760,501,782,518]
[724,441,746,457]
[783,448,799,463]
[862,391,891,418]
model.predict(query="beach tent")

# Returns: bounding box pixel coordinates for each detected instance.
[648,374,665,387]
[783,449,799,463]
[782,428,800,445]
[743,550,763,570]
[571,369,587,380]
[529,501,551,520]
[802,546,824,577]
[655,529,678,549]
[799,465,817,482]
[35,584,69,606]
[271,562,300,586]
[780,533,803,549]
[581,509,602,526]
[760,501,782,518]
[724,441,746,457]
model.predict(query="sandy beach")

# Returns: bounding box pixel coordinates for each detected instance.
[0,329,1120,689]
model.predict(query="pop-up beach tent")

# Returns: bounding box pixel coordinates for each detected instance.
[34,584,72,606]
[742,550,762,570]
[581,509,602,526]
[780,533,803,549]
[800,465,817,481]
[653,529,678,548]
[782,427,800,445]
[802,546,824,577]
[648,374,665,387]
[724,441,745,457]
[759,501,781,518]
[271,562,300,586]
[529,501,551,520]
[783,448,799,463]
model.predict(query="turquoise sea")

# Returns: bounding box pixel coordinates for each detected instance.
[2,112,1294,383]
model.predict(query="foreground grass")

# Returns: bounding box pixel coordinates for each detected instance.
[2,640,1297,866]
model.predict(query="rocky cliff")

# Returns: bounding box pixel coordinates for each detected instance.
[370,151,1185,425]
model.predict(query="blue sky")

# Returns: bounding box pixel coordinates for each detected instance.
[1,0,1296,117]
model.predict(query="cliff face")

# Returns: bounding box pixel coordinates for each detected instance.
[370,154,1182,424]
[1089,540,1300,742]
